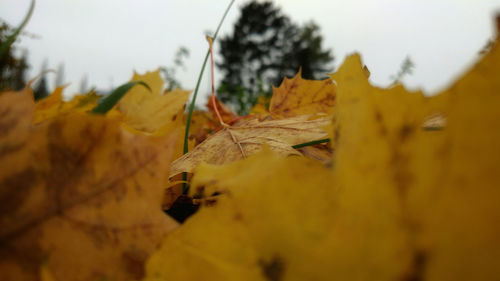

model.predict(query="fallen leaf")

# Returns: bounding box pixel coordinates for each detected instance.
[33,88,101,124]
[249,95,270,116]
[149,150,334,281]
[330,53,446,281]
[329,30,500,280]
[33,86,65,123]
[117,69,190,133]
[146,148,412,281]
[415,27,500,280]
[187,110,218,145]
[0,88,179,281]
[207,96,238,124]
[269,69,336,118]
[61,90,101,113]
[295,144,332,165]
[0,86,36,184]
[170,114,329,176]
[148,23,500,280]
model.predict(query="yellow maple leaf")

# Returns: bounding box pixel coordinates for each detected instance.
[33,86,65,123]
[60,90,100,112]
[331,27,500,280]
[0,87,179,281]
[170,115,330,176]
[147,20,500,281]
[269,69,336,118]
[328,39,500,279]
[147,148,412,280]
[414,28,500,280]
[33,87,101,124]
[0,86,36,182]
[147,149,339,281]
[117,69,191,133]
[249,95,271,115]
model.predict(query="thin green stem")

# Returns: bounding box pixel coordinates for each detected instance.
[182,0,235,195]
[0,0,35,59]
[292,138,330,149]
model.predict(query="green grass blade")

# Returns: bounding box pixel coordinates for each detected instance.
[182,0,235,195]
[292,138,330,149]
[91,81,150,114]
[0,0,35,59]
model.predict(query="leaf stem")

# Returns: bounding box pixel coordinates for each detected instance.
[292,138,330,149]
[182,0,235,195]
[207,35,226,126]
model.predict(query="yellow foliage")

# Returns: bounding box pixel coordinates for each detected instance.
[186,110,218,145]
[270,69,336,118]
[147,149,338,281]
[117,69,191,133]
[0,87,179,281]
[61,90,101,113]
[326,40,500,280]
[249,95,270,116]
[2,18,500,281]
[145,29,500,280]
[33,87,101,124]
[33,86,65,123]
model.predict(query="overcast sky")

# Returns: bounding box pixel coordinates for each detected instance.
[2,0,499,105]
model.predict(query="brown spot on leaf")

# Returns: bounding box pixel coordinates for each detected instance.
[233,212,243,221]
[203,198,217,207]
[0,168,37,216]
[0,117,18,138]
[399,124,414,142]
[0,142,24,158]
[122,247,148,280]
[374,111,388,136]
[401,250,428,281]
[334,126,340,143]
[0,227,45,280]
[193,185,205,199]
[259,255,286,281]
[375,110,383,122]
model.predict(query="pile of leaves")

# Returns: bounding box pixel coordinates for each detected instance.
[1,18,500,281]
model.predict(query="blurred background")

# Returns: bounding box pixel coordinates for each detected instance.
[1,0,499,113]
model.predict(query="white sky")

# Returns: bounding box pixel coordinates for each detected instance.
[2,0,500,105]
